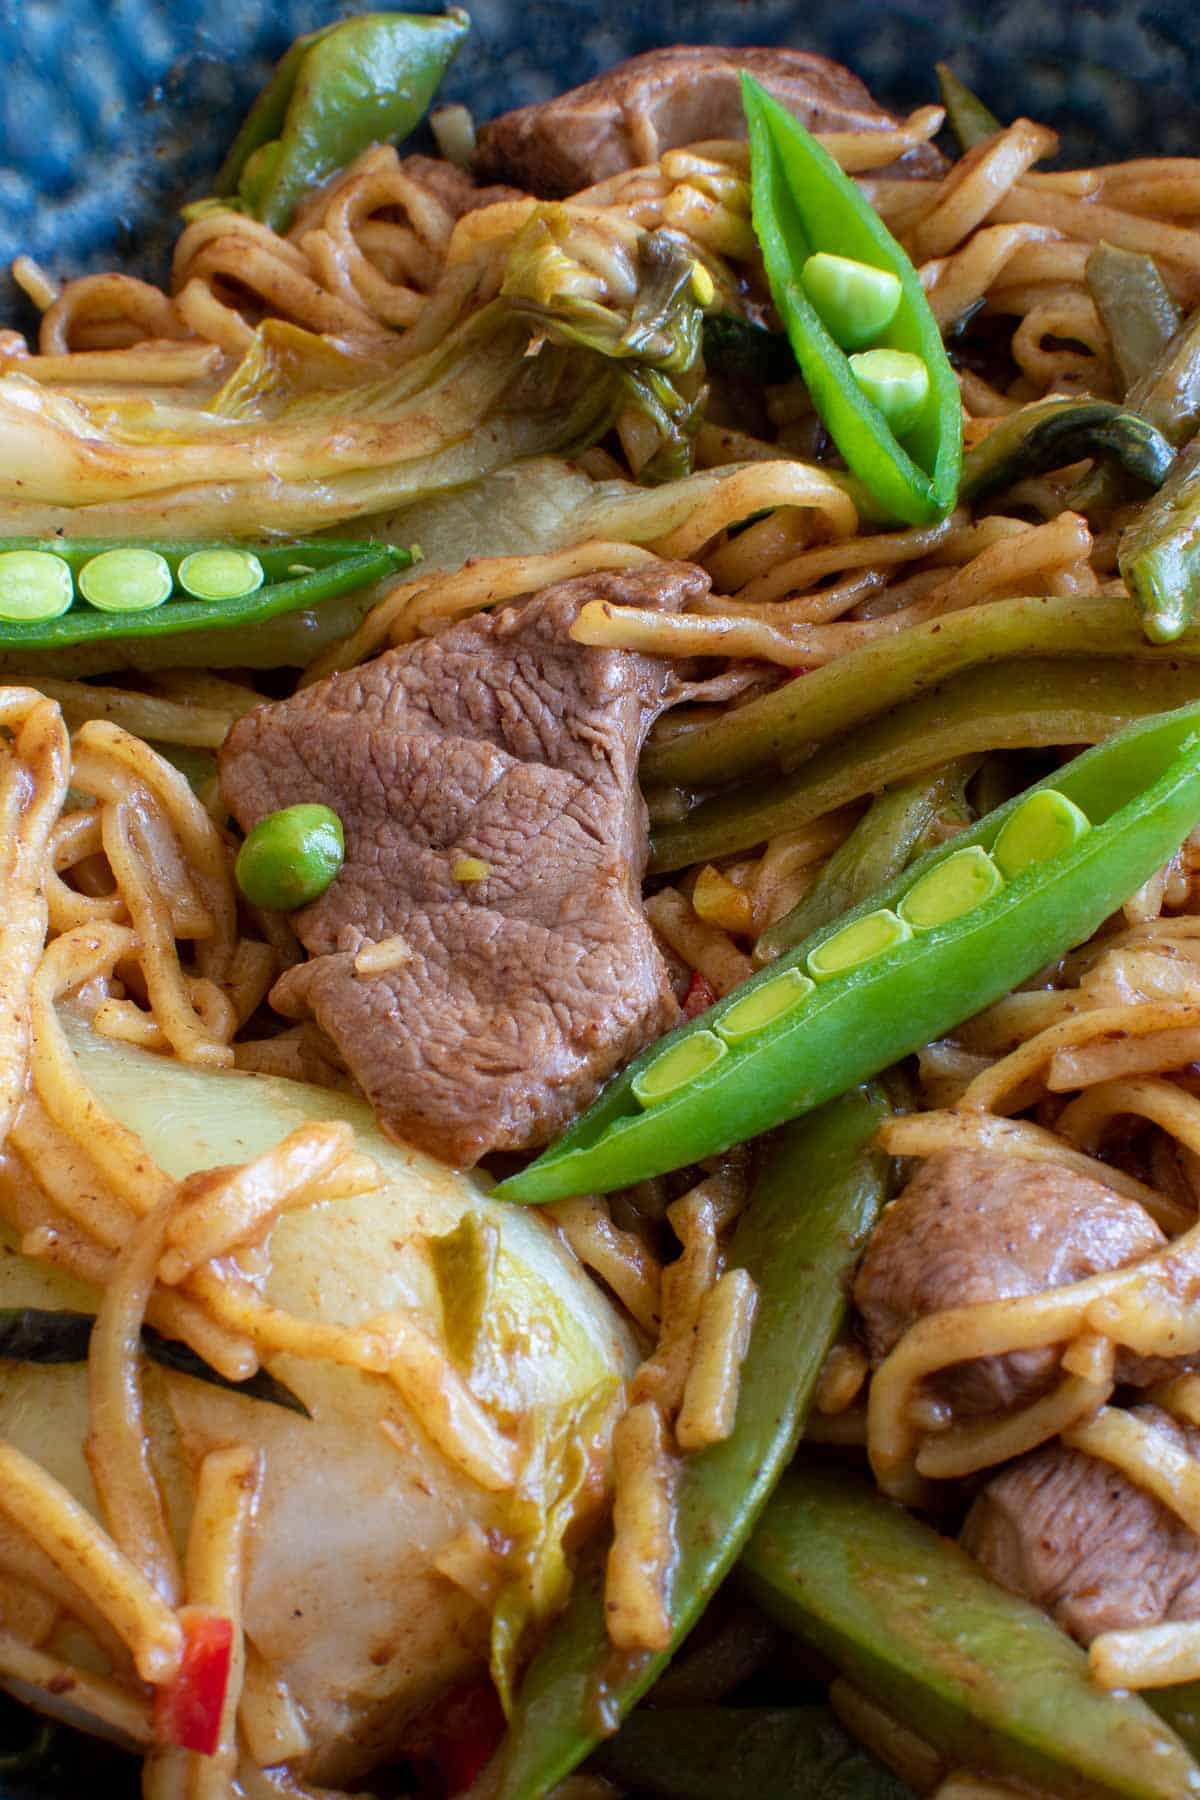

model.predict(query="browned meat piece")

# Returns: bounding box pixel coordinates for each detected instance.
[962,1405,1200,1641]
[854,1151,1166,1416]
[220,563,706,1167]
[395,153,523,218]
[472,45,946,197]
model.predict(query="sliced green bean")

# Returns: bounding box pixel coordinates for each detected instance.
[493,1089,892,1799]
[1086,244,1182,395]
[651,654,1200,872]
[742,1467,1200,1800]
[1119,438,1200,642]
[959,396,1174,503]
[593,1705,914,1800]
[755,764,973,964]
[1127,305,1200,447]
[935,63,1002,151]
[641,592,1200,791]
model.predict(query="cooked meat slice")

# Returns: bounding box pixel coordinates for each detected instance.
[472,45,946,197]
[220,562,707,1167]
[962,1405,1200,1641]
[854,1151,1166,1416]
[395,153,523,218]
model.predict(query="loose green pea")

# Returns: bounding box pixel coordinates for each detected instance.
[0,550,73,623]
[993,788,1091,877]
[78,548,173,614]
[807,908,911,981]
[235,803,345,912]
[800,251,902,351]
[898,844,1003,929]
[633,1029,727,1107]
[848,348,931,437]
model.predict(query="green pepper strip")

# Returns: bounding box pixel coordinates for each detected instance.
[593,1705,912,1800]
[742,1467,1200,1800]
[1086,245,1182,396]
[652,654,1200,871]
[496,698,1200,1203]
[1119,439,1200,643]
[642,592,1200,791]
[493,1089,891,1798]
[0,538,409,651]
[742,74,962,526]
[754,762,974,964]
[934,63,1002,151]
[958,396,1174,503]
[215,10,469,232]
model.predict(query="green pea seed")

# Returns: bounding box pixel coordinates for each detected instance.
[0,550,73,623]
[807,907,912,981]
[178,548,265,601]
[800,251,902,351]
[716,966,814,1043]
[898,845,1003,930]
[235,803,345,912]
[847,348,931,436]
[633,1029,727,1107]
[994,788,1091,878]
[78,548,173,614]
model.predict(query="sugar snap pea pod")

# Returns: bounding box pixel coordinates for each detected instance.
[1087,245,1182,395]
[492,1090,892,1797]
[497,698,1200,1202]
[641,592,1200,790]
[593,1704,913,1800]
[742,1467,1200,1800]
[742,75,962,525]
[651,653,1200,871]
[215,11,469,231]
[754,762,975,964]
[1127,305,1200,448]
[1119,438,1200,643]
[0,537,409,652]
[701,314,796,386]
[959,396,1174,503]
[934,63,1002,151]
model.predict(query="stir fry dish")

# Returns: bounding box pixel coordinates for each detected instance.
[9,14,1200,1798]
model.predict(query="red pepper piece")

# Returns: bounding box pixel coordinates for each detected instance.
[405,1679,507,1795]
[153,1606,233,1757]
[683,970,717,1019]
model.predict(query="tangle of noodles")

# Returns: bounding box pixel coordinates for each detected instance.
[10,49,1200,1796]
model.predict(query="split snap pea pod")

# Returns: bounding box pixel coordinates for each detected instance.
[934,63,1002,151]
[0,537,409,652]
[493,1089,891,1798]
[754,762,975,963]
[593,1705,912,1800]
[742,1467,1200,1800]
[652,653,1200,871]
[497,699,1200,1203]
[641,592,1200,791]
[215,10,469,232]
[959,396,1175,504]
[1120,439,1200,643]
[743,74,961,525]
